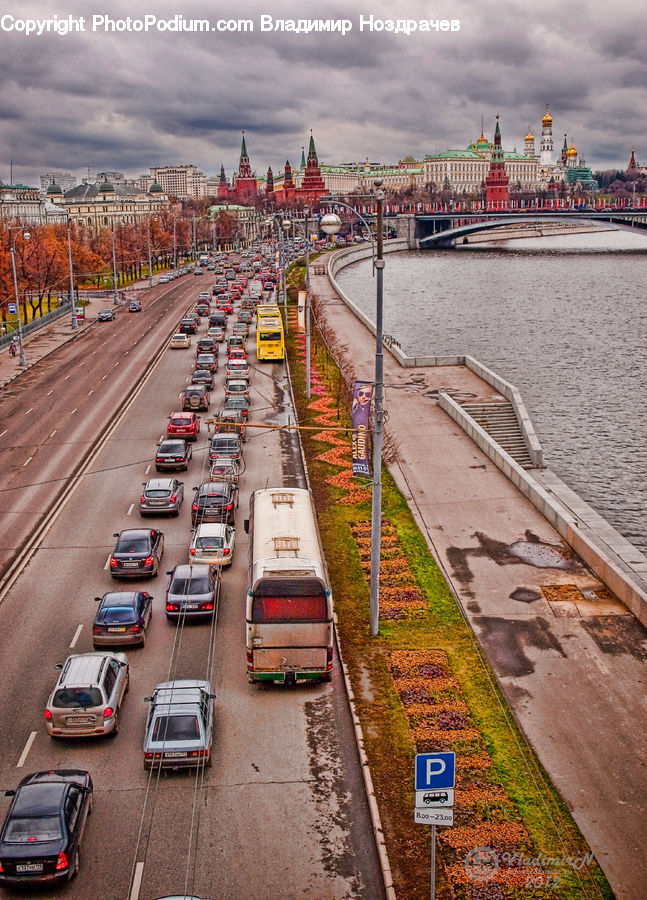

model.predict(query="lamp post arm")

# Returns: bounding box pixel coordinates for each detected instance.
[320,197,377,272]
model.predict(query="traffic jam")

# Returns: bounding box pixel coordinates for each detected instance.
[0,246,290,890]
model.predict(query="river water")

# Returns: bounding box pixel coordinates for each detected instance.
[336,230,647,556]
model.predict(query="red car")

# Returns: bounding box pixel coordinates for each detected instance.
[167,411,201,442]
[227,347,247,361]
[217,301,233,314]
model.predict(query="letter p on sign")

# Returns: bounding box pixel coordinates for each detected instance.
[415,753,455,791]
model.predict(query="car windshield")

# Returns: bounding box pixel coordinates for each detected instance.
[116,538,150,553]
[170,418,191,426]
[151,714,201,742]
[101,606,136,624]
[170,576,211,594]
[196,536,224,550]
[53,687,103,708]
[145,490,171,498]
[4,816,63,844]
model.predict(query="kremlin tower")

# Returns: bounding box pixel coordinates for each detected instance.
[266,166,274,197]
[217,164,229,199]
[232,132,257,200]
[297,131,326,202]
[485,116,509,209]
[540,105,554,167]
[284,161,296,200]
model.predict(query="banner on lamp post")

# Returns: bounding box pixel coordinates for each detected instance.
[297,291,306,333]
[352,381,374,477]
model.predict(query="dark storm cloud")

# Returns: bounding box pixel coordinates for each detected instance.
[0,0,644,185]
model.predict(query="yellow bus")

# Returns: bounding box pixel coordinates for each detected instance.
[256,316,285,362]
[244,488,333,685]
[256,304,281,321]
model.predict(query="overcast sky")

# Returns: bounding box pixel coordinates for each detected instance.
[0,0,644,185]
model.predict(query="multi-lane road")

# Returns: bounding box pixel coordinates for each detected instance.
[0,271,384,899]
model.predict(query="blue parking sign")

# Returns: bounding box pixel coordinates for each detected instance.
[8,303,16,314]
[415,753,455,791]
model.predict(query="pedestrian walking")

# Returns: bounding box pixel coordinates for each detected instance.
[9,338,17,357]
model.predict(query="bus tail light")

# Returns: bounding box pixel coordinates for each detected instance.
[327,647,333,670]
[246,649,253,669]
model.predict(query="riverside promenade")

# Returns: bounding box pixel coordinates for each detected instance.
[310,255,647,899]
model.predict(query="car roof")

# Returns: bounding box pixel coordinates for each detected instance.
[59,652,114,686]
[152,679,211,705]
[145,477,177,489]
[197,481,230,493]
[194,523,228,536]
[169,412,194,420]
[100,591,139,607]
[171,564,211,578]
[11,781,67,816]
[118,528,155,539]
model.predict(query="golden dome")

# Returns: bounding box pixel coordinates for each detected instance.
[567,143,577,157]
[525,130,534,141]
[542,106,552,125]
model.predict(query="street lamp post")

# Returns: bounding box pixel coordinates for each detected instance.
[321,182,385,636]
[67,221,77,330]
[147,218,154,287]
[111,224,120,305]
[9,230,30,366]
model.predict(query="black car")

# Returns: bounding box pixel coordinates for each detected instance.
[0,770,93,886]
[128,300,142,312]
[224,395,250,419]
[181,386,210,411]
[97,308,115,322]
[191,481,239,525]
[209,311,226,327]
[208,434,244,463]
[196,303,210,316]
[196,352,218,373]
[178,318,198,334]
[93,591,153,647]
[155,439,192,472]
[110,528,164,578]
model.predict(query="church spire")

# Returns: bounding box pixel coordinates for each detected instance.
[307,130,317,161]
[301,146,306,169]
[240,131,248,160]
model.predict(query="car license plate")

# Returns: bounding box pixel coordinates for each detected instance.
[165,751,187,758]
[68,716,93,724]
[108,627,126,632]
[16,863,44,873]
[183,604,199,610]
[122,561,139,567]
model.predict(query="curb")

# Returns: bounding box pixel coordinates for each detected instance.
[284,307,396,900]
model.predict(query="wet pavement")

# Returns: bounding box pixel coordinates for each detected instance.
[311,258,647,899]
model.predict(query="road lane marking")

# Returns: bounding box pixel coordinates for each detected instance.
[23,456,33,467]
[24,407,33,415]
[145,465,151,474]
[49,430,57,438]
[70,408,78,415]
[159,435,164,442]
[127,503,134,516]
[17,732,37,768]
[102,374,108,380]
[129,861,145,900]
[0,429,7,438]
[69,624,83,648]
[114,361,120,367]
[64,374,71,380]
[47,389,53,396]
[88,389,94,396]
[104,554,111,571]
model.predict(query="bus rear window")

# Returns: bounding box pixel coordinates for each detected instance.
[252,596,328,622]
[259,331,282,341]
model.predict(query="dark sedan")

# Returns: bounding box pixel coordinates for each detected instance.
[191,369,214,390]
[164,564,219,619]
[98,308,115,322]
[196,352,218,373]
[93,591,153,647]
[178,318,198,334]
[110,528,164,578]
[0,770,93,886]
[191,481,238,526]
[155,439,192,472]
[208,434,244,463]
[196,337,217,354]
[224,395,250,419]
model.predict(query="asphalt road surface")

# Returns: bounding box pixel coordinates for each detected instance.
[0,280,384,900]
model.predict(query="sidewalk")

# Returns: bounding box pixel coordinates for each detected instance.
[309,265,647,899]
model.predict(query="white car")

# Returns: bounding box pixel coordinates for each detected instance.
[189,523,236,567]
[170,333,191,349]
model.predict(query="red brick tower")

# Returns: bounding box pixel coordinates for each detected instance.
[232,132,257,200]
[298,131,326,202]
[217,164,229,199]
[284,160,296,201]
[485,116,509,210]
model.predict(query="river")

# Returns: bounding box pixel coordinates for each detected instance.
[336,230,647,556]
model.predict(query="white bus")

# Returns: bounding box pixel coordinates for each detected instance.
[244,488,333,685]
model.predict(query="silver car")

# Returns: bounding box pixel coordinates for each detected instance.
[45,652,129,738]
[189,523,236,567]
[140,478,184,516]
[143,680,215,769]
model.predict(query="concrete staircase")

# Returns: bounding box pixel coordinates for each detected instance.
[459,399,533,468]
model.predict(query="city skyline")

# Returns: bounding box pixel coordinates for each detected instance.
[0,0,644,185]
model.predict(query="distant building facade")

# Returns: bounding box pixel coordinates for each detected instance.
[47,177,169,232]
[1,182,67,224]
[40,171,77,194]
[148,165,207,199]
